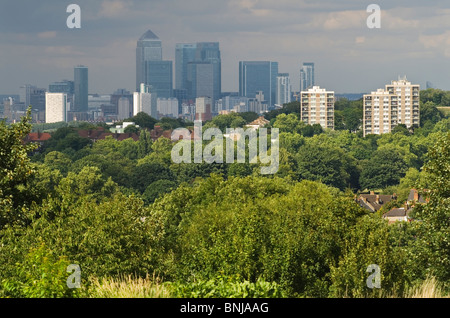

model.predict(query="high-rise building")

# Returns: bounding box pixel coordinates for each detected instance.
[300,62,315,92]
[239,61,278,108]
[157,98,179,118]
[195,96,212,121]
[45,93,67,123]
[74,65,88,112]
[187,62,214,102]
[363,77,420,137]
[20,85,46,111]
[145,60,173,98]
[49,80,74,111]
[117,96,132,121]
[300,86,335,130]
[136,30,162,90]
[276,73,291,107]
[175,43,197,90]
[177,42,221,110]
[133,83,157,118]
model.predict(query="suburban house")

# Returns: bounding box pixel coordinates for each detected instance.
[356,191,397,212]
[382,189,429,224]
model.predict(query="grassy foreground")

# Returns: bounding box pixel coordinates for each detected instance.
[83,275,449,298]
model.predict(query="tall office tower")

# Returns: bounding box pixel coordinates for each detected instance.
[157,97,179,118]
[133,83,157,118]
[363,77,420,137]
[145,60,173,98]
[196,42,221,109]
[29,88,46,112]
[276,73,291,106]
[20,85,46,111]
[49,80,74,110]
[177,42,221,110]
[45,93,67,123]
[239,61,278,108]
[74,65,88,112]
[136,30,162,90]
[300,86,335,130]
[175,43,197,90]
[117,96,132,120]
[195,96,212,121]
[187,62,214,102]
[300,62,315,92]
[19,84,35,106]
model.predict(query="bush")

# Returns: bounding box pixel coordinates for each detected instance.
[1,242,80,298]
[168,274,285,298]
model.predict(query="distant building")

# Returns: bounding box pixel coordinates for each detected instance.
[276,73,291,107]
[176,42,221,111]
[157,97,179,118]
[49,80,74,111]
[357,192,397,213]
[136,30,162,90]
[145,60,173,98]
[195,96,212,121]
[248,91,268,114]
[45,93,67,123]
[175,43,197,91]
[239,61,278,108]
[111,89,133,118]
[300,86,335,130]
[300,62,315,92]
[133,83,157,118]
[363,77,420,137]
[74,65,88,112]
[118,97,132,121]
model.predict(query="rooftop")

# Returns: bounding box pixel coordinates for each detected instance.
[139,30,160,41]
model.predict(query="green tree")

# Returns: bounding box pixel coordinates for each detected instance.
[294,141,360,190]
[359,148,409,190]
[411,132,450,287]
[0,108,37,229]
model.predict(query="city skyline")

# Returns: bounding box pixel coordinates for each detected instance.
[1,1,450,95]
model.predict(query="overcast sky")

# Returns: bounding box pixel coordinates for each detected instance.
[1,0,450,95]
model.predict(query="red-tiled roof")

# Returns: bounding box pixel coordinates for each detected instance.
[25,132,52,142]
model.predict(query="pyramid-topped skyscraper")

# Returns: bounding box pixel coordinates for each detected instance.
[136,29,162,90]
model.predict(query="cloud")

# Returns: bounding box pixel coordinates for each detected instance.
[37,31,57,39]
[98,0,133,18]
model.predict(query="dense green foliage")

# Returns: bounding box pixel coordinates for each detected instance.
[0,105,449,298]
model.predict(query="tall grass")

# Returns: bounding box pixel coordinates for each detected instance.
[87,274,171,298]
[403,277,448,298]
[85,275,448,298]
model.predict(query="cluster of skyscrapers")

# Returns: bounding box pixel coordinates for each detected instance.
[2,29,319,125]
[3,28,420,137]
[134,29,315,122]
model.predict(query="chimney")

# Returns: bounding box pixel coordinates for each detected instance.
[370,191,375,195]
[376,195,380,204]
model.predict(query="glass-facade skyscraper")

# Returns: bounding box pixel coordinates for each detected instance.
[300,62,315,92]
[175,42,221,110]
[145,60,173,99]
[74,65,88,112]
[175,43,197,91]
[136,30,162,90]
[239,61,278,107]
